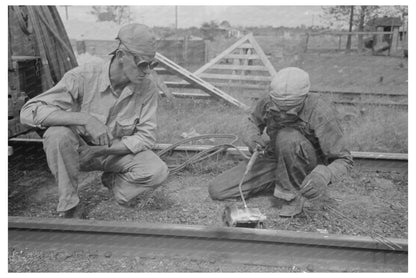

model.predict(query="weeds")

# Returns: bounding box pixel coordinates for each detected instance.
[158,95,408,153]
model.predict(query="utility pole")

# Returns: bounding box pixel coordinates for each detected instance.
[346,5,354,51]
[65,5,69,20]
[175,6,178,29]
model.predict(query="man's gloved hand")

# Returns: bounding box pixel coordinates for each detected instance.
[300,165,332,199]
[247,134,266,153]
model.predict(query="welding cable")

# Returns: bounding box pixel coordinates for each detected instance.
[324,205,402,250]
[157,134,251,174]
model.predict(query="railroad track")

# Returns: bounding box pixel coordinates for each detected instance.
[153,143,408,174]
[8,139,408,174]
[160,90,408,109]
[8,216,407,272]
[8,141,408,271]
[160,80,408,108]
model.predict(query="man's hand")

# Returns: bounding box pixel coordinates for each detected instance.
[78,145,106,169]
[84,115,112,146]
[247,134,267,153]
[300,165,331,199]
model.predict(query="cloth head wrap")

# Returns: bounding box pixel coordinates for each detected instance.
[269,67,310,111]
[110,23,156,59]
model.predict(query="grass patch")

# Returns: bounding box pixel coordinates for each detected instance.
[157,95,408,153]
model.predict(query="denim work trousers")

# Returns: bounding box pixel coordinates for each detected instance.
[208,128,319,201]
[43,126,169,212]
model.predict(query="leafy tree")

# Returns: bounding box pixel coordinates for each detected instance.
[219,20,231,28]
[200,21,220,40]
[321,5,407,50]
[90,6,131,24]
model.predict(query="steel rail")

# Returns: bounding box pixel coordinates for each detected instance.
[152,143,408,173]
[162,81,407,98]
[159,90,408,108]
[8,216,407,272]
[8,139,408,173]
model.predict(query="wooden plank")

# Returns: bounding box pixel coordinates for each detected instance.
[208,64,269,71]
[164,81,195,89]
[224,54,260,59]
[247,34,277,76]
[164,81,269,90]
[237,43,254,49]
[159,91,210,99]
[193,33,252,76]
[199,73,271,82]
[155,52,249,110]
[213,82,269,90]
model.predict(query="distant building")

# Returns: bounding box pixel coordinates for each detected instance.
[366,16,403,53]
[201,22,242,40]
[165,34,203,41]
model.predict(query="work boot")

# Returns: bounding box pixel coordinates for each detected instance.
[58,203,86,219]
[278,196,305,217]
[101,172,114,191]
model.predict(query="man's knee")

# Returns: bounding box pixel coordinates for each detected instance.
[130,159,169,187]
[275,128,308,155]
[208,182,223,200]
[113,161,169,205]
[149,161,169,186]
[43,126,78,149]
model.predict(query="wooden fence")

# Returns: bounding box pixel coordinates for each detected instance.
[70,38,208,67]
[304,30,406,55]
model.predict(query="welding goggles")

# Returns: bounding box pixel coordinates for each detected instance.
[119,41,158,71]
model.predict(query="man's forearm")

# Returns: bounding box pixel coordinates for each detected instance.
[93,139,132,156]
[42,110,91,127]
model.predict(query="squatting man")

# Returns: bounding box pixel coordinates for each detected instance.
[21,23,352,219]
[20,24,168,218]
[209,67,353,217]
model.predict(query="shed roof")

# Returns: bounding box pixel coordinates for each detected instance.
[367,16,402,27]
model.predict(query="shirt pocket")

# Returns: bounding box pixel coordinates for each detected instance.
[115,117,139,137]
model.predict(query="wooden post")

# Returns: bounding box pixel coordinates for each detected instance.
[338,35,342,51]
[376,27,384,45]
[183,36,188,66]
[304,33,309,53]
[390,27,399,53]
[204,40,208,63]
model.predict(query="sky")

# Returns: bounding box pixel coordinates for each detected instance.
[56,5,325,28]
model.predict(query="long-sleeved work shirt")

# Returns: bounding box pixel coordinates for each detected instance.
[20,58,159,154]
[246,93,353,182]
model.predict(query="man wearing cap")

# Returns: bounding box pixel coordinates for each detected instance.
[208,67,353,217]
[20,24,169,218]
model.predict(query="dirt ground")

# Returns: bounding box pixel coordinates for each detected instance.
[8,246,303,272]
[8,142,408,272]
[8,142,408,237]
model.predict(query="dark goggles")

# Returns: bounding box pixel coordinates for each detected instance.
[119,41,158,70]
